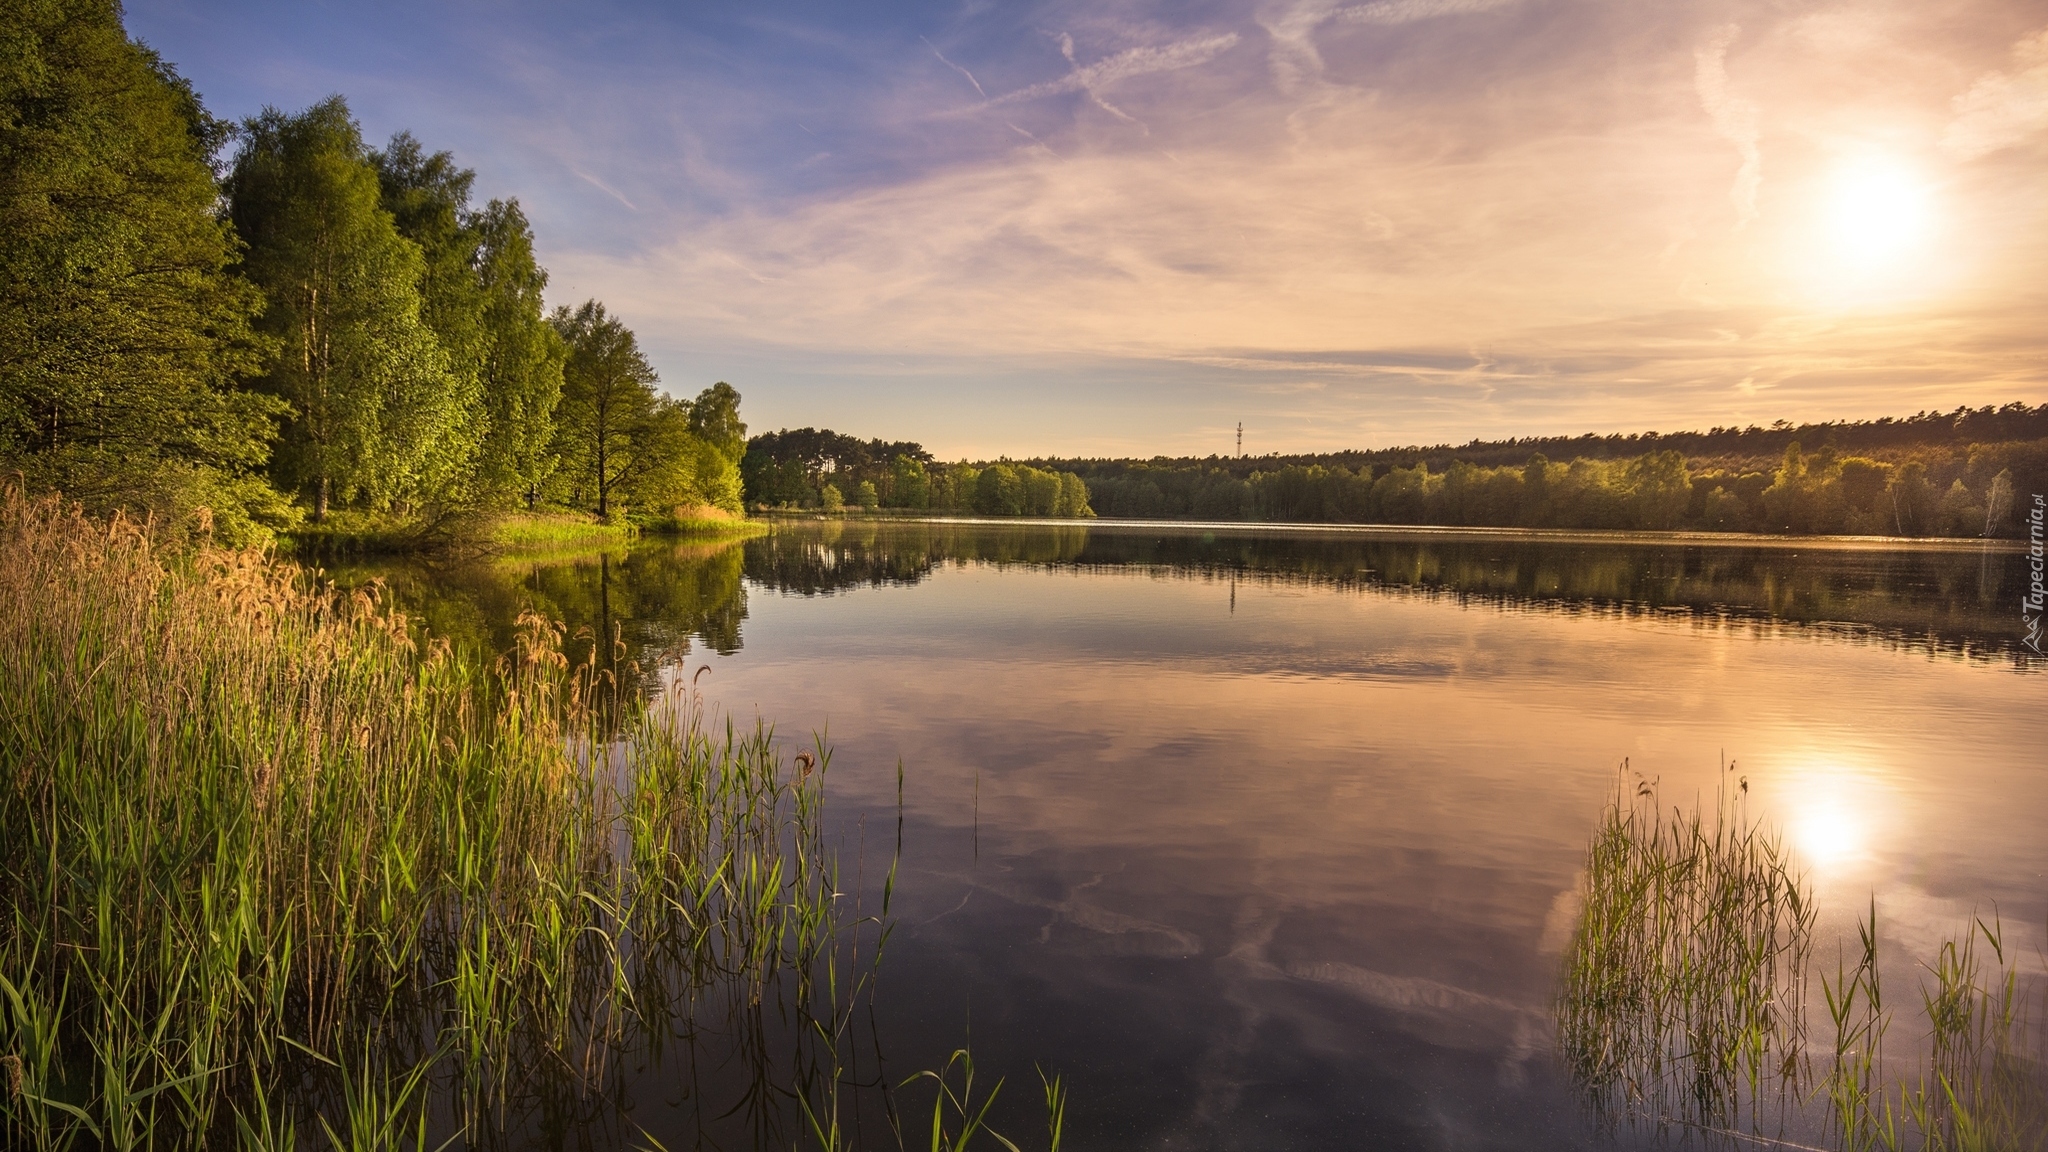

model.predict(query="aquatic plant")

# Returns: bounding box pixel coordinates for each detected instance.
[1824,906,2047,1152]
[1555,762,1815,1134]
[0,486,850,1147]
[1557,761,2047,1151]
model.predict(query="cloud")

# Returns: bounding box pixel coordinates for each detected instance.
[1261,0,1518,94]
[922,36,987,99]
[1942,26,2048,161]
[986,30,1242,122]
[1260,1,1343,95]
[570,167,637,211]
[1332,0,1520,28]
[1693,24,1761,228]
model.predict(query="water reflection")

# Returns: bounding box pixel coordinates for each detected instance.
[346,521,2038,679]
[333,521,2046,1148]
[331,538,750,681]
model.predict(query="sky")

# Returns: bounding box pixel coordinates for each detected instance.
[126,0,2048,459]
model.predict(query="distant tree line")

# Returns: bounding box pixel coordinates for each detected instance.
[1,2,743,545]
[1040,411,2047,537]
[743,428,1094,518]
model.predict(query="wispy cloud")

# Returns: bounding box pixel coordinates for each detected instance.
[922,36,987,99]
[1261,0,1518,95]
[571,167,637,211]
[985,30,1242,126]
[1693,25,1761,228]
[1942,26,2048,160]
[1332,0,1520,28]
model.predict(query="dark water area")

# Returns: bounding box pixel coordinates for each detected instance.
[343,520,2048,1150]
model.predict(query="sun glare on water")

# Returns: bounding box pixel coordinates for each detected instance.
[1776,758,1892,875]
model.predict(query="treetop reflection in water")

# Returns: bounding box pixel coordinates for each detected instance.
[349,521,2041,680]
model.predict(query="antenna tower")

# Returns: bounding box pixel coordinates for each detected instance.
[1237,422,1243,458]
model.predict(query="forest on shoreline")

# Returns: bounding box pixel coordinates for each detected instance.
[741,408,2046,538]
[1030,405,2048,536]
[742,428,1095,518]
[3,3,745,550]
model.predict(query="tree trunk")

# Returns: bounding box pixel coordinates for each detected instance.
[315,475,329,522]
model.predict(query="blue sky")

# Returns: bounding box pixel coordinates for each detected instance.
[128,0,2048,458]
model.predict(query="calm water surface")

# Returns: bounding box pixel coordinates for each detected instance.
[352,520,2047,1150]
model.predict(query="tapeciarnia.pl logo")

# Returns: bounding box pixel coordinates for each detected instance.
[2025,493,2044,655]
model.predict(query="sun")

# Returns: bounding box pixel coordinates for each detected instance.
[1820,156,1935,270]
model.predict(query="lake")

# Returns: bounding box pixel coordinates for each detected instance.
[345,519,2047,1150]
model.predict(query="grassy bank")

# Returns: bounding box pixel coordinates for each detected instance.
[0,487,844,1148]
[285,508,765,560]
[489,510,638,553]
[638,504,769,540]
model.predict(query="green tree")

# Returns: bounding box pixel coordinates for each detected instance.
[1020,466,1061,516]
[226,97,461,519]
[680,383,745,514]
[549,300,655,518]
[1056,472,1093,518]
[687,382,747,461]
[372,137,571,511]
[1884,461,1936,535]
[0,0,285,542]
[471,198,564,506]
[1623,450,1691,530]
[976,464,1024,515]
[855,479,879,510]
[891,455,930,509]
[820,482,844,513]
[373,133,483,422]
[622,396,709,512]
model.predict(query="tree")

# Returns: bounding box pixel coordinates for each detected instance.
[976,464,1024,515]
[226,97,461,519]
[688,382,747,461]
[679,383,745,514]
[471,199,565,506]
[1884,461,1936,535]
[820,482,844,513]
[1057,472,1093,518]
[1623,450,1690,530]
[549,300,656,518]
[1021,467,1061,516]
[1984,469,2015,536]
[0,0,284,541]
[890,455,930,509]
[373,133,483,411]
[855,479,879,510]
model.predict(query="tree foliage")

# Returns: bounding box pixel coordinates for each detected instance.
[0,2,748,542]
[226,97,463,518]
[0,0,285,542]
[549,302,743,519]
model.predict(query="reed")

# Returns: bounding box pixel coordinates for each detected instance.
[1556,762,1815,1134]
[1558,762,2046,1151]
[1825,906,2047,1152]
[489,511,639,554]
[0,486,845,1148]
[639,505,769,540]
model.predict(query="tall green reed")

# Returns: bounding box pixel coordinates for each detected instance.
[0,487,852,1147]
[1556,762,1815,1135]
[1825,906,2046,1152]
[1558,758,2045,1151]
